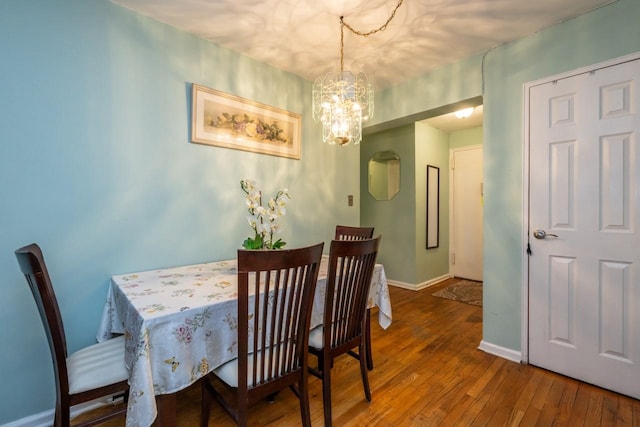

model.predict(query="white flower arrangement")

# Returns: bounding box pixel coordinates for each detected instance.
[240,179,291,249]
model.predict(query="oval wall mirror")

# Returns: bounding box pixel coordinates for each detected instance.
[368,150,400,200]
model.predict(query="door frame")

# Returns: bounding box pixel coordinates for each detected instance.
[521,51,640,364]
[449,144,483,278]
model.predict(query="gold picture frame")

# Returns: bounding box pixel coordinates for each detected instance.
[190,84,301,159]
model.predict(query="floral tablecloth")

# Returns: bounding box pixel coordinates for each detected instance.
[97,256,392,427]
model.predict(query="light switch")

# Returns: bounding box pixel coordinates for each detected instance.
[348,195,353,206]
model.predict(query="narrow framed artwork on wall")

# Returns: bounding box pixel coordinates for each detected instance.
[190,84,301,159]
[426,164,440,249]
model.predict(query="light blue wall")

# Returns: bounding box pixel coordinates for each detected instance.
[0,1,359,423]
[370,53,484,127]
[415,122,450,283]
[360,125,416,283]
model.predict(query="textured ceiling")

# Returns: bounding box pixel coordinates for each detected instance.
[111,0,615,90]
[111,0,615,132]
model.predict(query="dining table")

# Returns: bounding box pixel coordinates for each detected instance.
[97,254,392,427]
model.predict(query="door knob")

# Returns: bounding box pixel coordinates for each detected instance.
[533,229,558,239]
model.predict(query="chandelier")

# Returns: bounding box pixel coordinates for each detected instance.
[312,1,404,146]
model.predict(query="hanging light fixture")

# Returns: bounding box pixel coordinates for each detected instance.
[454,107,474,119]
[312,1,404,146]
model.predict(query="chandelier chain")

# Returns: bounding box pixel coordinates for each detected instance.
[338,0,404,72]
[342,0,404,38]
[340,17,345,72]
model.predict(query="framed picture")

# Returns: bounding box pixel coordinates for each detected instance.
[190,84,301,159]
[426,165,440,249]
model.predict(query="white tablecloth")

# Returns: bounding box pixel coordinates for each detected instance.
[97,256,392,427]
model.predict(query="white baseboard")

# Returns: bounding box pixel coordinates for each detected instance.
[1,409,53,427]
[388,274,450,291]
[1,398,114,427]
[478,340,523,363]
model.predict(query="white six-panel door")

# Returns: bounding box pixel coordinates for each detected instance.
[528,58,640,399]
[451,146,483,281]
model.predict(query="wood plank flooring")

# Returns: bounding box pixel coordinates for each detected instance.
[77,278,640,426]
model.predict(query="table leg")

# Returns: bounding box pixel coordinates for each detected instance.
[154,393,177,427]
[365,308,374,370]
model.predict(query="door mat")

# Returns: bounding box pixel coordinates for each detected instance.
[432,280,482,307]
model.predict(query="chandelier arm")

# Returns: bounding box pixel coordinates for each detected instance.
[342,0,404,38]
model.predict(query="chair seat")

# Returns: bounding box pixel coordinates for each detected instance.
[67,335,128,395]
[214,344,290,388]
[308,326,324,350]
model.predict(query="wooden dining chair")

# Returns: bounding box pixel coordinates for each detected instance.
[335,225,377,371]
[14,243,129,427]
[308,236,381,427]
[334,225,374,241]
[200,242,324,427]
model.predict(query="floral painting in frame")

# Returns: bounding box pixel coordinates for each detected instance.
[190,84,301,160]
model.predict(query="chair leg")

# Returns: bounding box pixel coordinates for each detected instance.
[200,379,211,427]
[365,308,374,370]
[359,342,372,402]
[237,402,248,427]
[322,355,332,427]
[59,404,70,427]
[298,377,312,427]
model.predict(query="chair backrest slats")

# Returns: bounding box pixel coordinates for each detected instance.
[335,225,374,241]
[237,243,323,392]
[324,237,381,351]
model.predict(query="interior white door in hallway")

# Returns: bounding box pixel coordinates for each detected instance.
[450,146,483,281]
[528,57,640,399]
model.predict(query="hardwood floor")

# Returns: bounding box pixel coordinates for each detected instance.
[78,278,640,426]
